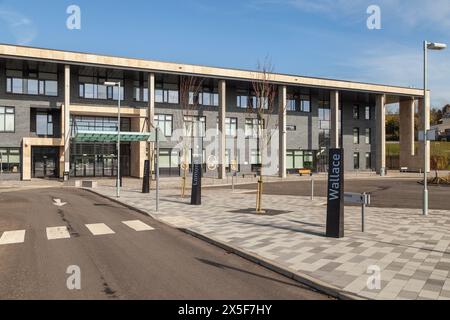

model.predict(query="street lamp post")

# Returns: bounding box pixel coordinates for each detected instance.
[423,41,446,216]
[104,81,122,198]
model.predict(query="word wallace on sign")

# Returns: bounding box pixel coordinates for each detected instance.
[326,149,344,238]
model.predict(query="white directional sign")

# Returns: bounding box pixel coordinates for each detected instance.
[344,193,371,206]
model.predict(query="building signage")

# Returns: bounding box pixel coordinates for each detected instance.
[142,160,150,194]
[326,149,345,238]
[191,139,202,206]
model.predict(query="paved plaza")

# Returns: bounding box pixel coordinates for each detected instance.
[91,183,450,300]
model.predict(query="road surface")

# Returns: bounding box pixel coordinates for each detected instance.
[0,187,329,300]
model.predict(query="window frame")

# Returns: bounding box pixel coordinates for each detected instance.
[154,114,173,137]
[0,106,15,133]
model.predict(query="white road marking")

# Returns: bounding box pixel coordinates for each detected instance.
[0,230,26,245]
[122,220,154,232]
[85,223,115,236]
[53,199,67,207]
[46,227,71,240]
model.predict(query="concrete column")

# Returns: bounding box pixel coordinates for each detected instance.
[22,139,31,181]
[418,93,431,172]
[63,65,71,179]
[148,73,155,173]
[278,85,287,179]
[330,90,340,149]
[399,98,415,168]
[130,116,146,178]
[375,94,386,176]
[218,80,226,179]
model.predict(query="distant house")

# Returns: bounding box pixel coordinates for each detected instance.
[432,116,450,141]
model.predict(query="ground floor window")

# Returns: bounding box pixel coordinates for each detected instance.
[70,142,130,177]
[366,152,372,170]
[286,150,314,173]
[354,152,360,170]
[159,149,180,176]
[32,147,59,178]
[0,148,20,174]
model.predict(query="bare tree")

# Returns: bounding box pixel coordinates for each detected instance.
[178,75,204,198]
[247,59,282,213]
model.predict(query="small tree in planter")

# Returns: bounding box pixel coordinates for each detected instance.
[178,75,204,198]
[247,60,280,213]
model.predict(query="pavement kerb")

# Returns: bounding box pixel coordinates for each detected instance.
[82,187,367,301]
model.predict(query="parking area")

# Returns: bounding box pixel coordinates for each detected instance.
[218,177,450,210]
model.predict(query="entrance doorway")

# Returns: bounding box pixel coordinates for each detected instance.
[32,147,59,179]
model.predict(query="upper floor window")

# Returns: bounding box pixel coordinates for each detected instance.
[237,90,268,110]
[353,105,360,120]
[71,116,130,135]
[134,80,149,102]
[365,106,371,120]
[286,93,311,112]
[0,107,15,133]
[36,112,53,136]
[78,70,124,101]
[6,69,58,97]
[190,88,219,107]
[154,114,173,137]
[155,83,179,104]
[184,116,206,137]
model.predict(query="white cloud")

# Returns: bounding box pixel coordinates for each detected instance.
[287,0,450,31]
[339,43,450,107]
[0,8,37,45]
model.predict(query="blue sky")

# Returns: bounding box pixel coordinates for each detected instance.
[0,0,450,108]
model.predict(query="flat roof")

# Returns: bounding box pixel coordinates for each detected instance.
[0,43,424,97]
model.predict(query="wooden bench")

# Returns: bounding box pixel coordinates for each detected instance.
[299,169,313,177]
[400,167,409,173]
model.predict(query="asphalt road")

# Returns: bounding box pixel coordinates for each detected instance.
[225,178,450,210]
[0,187,328,300]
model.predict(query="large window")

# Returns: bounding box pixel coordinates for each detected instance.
[0,107,15,132]
[237,90,268,110]
[0,148,20,174]
[217,117,237,137]
[318,102,330,149]
[287,92,311,112]
[36,112,53,136]
[353,128,360,144]
[245,118,264,138]
[190,88,219,107]
[155,83,179,104]
[154,114,173,137]
[6,69,58,97]
[71,116,130,135]
[183,116,206,137]
[78,69,124,101]
[286,150,314,171]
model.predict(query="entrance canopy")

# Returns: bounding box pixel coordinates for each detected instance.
[73,130,165,143]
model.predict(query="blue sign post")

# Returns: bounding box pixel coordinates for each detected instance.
[326,149,345,238]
